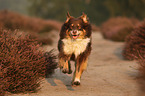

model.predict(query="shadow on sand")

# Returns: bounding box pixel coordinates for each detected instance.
[114,47,124,60]
[46,68,75,91]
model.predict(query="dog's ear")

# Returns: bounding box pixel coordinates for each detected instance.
[81,12,89,23]
[67,12,71,18]
[65,12,71,23]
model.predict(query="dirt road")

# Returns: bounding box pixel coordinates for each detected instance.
[12,32,141,96]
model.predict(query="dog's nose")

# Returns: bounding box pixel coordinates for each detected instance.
[73,30,77,34]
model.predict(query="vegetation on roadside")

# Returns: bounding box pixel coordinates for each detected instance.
[0,30,57,95]
[0,10,62,45]
[101,17,139,41]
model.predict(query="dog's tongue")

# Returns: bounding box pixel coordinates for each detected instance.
[72,35,78,39]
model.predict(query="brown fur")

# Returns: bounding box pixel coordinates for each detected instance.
[58,12,92,85]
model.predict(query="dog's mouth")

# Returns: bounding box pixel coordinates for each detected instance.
[70,30,81,39]
[72,34,79,39]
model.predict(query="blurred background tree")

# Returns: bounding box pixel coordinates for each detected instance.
[0,0,28,14]
[104,0,145,19]
[27,0,109,25]
[0,0,145,25]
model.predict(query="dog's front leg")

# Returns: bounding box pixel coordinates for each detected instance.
[72,57,88,85]
[58,54,71,74]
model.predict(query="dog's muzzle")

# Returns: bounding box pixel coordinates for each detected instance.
[70,30,80,39]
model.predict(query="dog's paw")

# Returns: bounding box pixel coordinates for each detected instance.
[59,64,63,69]
[62,69,69,74]
[62,68,72,74]
[72,78,81,86]
[72,81,80,86]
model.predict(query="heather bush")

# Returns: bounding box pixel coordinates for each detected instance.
[0,10,62,45]
[0,10,61,32]
[0,30,57,95]
[101,17,140,41]
[44,50,57,77]
[137,51,145,78]
[0,77,6,96]
[133,50,145,94]
[122,21,145,60]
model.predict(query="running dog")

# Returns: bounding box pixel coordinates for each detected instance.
[58,12,92,85]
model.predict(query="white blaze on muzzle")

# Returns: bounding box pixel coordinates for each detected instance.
[70,30,80,39]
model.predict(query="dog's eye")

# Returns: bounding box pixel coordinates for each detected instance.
[77,24,81,29]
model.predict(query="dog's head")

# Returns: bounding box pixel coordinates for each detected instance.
[60,12,91,39]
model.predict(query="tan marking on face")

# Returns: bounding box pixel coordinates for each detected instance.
[77,24,81,29]
[66,29,71,39]
[77,24,80,27]
[77,29,86,39]
[70,24,74,29]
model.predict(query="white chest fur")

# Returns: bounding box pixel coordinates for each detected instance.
[62,38,90,57]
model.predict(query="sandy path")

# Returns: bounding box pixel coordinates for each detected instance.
[12,32,141,96]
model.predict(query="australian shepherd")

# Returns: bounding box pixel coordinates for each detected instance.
[58,12,92,85]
